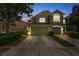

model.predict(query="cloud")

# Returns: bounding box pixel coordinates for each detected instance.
[21,16,32,22]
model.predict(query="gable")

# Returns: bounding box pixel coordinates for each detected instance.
[32,9,65,24]
[35,10,50,17]
[52,10,64,15]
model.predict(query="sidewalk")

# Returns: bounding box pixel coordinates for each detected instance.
[57,35,79,47]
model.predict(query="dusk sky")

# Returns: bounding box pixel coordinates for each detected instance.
[21,3,78,22]
[32,3,78,16]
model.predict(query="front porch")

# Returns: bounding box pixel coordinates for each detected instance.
[51,25,65,35]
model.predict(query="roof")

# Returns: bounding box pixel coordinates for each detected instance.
[52,9,64,15]
[33,10,50,17]
[32,9,65,18]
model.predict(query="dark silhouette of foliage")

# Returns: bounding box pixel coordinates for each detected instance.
[66,4,79,32]
[0,3,34,32]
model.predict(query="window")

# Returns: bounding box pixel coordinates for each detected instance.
[53,13,60,22]
[63,19,65,24]
[39,18,45,23]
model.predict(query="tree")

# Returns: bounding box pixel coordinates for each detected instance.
[72,5,79,32]
[66,4,79,32]
[0,3,34,32]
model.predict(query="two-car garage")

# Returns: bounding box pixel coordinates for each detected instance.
[28,25,64,36]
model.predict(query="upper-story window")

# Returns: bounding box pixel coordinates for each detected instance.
[39,18,46,23]
[63,19,65,24]
[53,13,60,22]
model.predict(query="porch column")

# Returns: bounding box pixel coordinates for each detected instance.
[61,26,64,35]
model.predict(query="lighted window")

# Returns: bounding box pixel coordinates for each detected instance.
[63,19,65,24]
[39,18,45,23]
[53,13,60,22]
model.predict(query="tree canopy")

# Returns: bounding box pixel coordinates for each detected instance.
[0,3,34,32]
[66,4,79,32]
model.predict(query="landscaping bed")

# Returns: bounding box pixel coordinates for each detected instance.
[0,31,27,46]
[53,36,75,47]
[49,31,75,47]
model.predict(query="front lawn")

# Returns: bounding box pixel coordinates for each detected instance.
[0,31,26,46]
[49,31,75,47]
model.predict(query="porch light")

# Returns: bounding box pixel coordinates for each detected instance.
[27,27,31,36]
[28,31,31,36]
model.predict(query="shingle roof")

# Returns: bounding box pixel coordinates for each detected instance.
[52,9,64,15]
[35,10,50,16]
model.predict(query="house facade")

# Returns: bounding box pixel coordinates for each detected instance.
[0,20,27,33]
[31,10,66,35]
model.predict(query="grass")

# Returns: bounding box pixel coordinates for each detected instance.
[48,32,75,47]
[53,36,75,47]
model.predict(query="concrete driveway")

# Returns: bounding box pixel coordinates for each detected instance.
[1,35,79,56]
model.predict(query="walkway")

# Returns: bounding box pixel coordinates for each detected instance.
[57,35,79,47]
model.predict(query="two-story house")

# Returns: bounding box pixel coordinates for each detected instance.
[30,10,66,35]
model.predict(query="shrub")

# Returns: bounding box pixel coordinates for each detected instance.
[0,31,25,46]
[0,33,5,36]
[48,31,54,36]
[68,32,79,39]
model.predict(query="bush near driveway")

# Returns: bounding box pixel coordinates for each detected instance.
[68,32,79,39]
[48,31,75,47]
[48,31,54,36]
[0,31,26,46]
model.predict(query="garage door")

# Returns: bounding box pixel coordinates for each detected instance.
[32,27,48,35]
[52,27,61,34]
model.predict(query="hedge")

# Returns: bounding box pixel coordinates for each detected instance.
[0,31,25,46]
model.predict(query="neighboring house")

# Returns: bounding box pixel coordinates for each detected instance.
[9,21,27,32]
[31,10,66,35]
[0,20,27,33]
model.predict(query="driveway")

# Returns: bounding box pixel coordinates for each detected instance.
[1,35,79,56]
